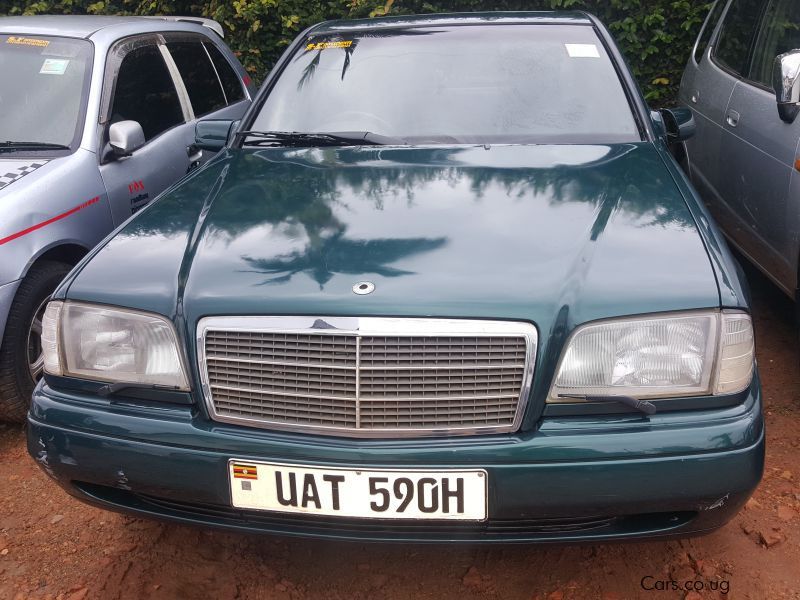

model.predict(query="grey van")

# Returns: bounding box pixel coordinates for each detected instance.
[680,0,800,304]
[0,16,254,421]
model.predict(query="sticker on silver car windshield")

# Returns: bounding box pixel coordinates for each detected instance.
[565,44,600,58]
[6,36,49,48]
[39,59,69,75]
[0,161,48,192]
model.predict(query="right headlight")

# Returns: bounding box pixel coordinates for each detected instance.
[42,300,189,390]
[547,310,754,403]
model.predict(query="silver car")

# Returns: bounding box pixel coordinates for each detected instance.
[680,0,800,304]
[0,16,255,421]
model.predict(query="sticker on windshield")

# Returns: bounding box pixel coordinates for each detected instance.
[565,44,600,58]
[39,58,69,75]
[6,36,50,48]
[305,40,353,51]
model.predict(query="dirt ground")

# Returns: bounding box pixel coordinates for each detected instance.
[0,266,798,600]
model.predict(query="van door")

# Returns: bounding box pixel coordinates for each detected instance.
[715,0,800,293]
[681,0,733,188]
[98,37,193,226]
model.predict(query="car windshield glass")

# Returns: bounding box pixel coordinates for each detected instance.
[251,24,641,145]
[0,34,92,151]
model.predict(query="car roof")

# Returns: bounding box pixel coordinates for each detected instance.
[310,11,593,34]
[0,15,221,40]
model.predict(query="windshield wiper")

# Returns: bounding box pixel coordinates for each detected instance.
[558,394,658,415]
[237,130,406,147]
[0,141,70,152]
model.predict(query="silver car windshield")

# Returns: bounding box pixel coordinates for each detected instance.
[251,24,641,145]
[0,34,92,152]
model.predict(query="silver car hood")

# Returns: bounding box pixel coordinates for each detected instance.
[0,158,50,193]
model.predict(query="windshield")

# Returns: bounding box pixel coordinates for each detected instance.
[0,34,93,152]
[251,24,640,145]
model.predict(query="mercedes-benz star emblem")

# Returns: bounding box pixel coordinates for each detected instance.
[352,281,375,295]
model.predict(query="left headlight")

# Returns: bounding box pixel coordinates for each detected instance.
[547,310,754,403]
[42,301,189,390]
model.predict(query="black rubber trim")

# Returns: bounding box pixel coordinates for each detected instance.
[543,391,748,417]
[43,374,193,405]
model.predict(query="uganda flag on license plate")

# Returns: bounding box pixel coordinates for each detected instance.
[232,463,258,480]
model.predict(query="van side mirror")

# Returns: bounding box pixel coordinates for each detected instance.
[660,107,696,141]
[773,50,800,123]
[108,120,145,157]
[195,119,237,152]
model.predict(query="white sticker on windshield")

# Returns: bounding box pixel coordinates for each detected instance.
[565,44,600,58]
[40,58,69,75]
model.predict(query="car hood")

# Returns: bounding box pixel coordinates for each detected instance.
[65,143,720,334]
[0,157,51,195]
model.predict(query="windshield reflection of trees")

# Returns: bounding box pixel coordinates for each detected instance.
[298,29,435,89]
[123,144,694,289]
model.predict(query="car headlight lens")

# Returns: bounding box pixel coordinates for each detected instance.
[42,301,189,390]
[548,310,753,402]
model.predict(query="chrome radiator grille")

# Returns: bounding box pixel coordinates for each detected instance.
[198,317,537,437]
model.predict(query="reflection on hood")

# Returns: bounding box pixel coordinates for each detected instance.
[66,143,721,327]
[0,160,48,192]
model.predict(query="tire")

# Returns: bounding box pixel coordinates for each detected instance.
[0,261,71,422]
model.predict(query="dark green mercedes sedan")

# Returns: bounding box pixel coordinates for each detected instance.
[28,12,763,543]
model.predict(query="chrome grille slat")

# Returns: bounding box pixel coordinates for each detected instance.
[358,364,526,371]
[359,336,526,368]
[213,394,356,414]
[206,331,357,367]
[206,360,356,398]
[357,394,520,402]
[211,384,355,402]
[212,389,357,427]
[206,355,360,371]
[199,318,537,438]
[359,367,523,397]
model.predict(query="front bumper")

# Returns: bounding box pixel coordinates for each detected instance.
[28,377,765,543]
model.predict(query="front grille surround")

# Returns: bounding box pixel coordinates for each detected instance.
[197,316,537,438]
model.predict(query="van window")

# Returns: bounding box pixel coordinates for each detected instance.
[713,0,768,76]
[749,0,800,87]
[694,0,728,63]
[111,44,184,141]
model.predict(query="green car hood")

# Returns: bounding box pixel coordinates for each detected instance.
[66,143,720,337]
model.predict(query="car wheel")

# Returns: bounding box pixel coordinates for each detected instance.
[0,261,71,423]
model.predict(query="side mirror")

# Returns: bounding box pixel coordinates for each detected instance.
[108,120,145,157]
[195,119,236,152]
[660,107,696,141]
[650,110,666,137]
[773,50,800,123]
[227,120,241,145]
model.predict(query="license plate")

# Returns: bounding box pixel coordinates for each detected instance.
[228,460,488,520]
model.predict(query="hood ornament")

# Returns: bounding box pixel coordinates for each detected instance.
[352,281,375,295]
[310,318,339,330]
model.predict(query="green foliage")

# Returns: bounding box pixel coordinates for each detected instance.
[0,0,713,104]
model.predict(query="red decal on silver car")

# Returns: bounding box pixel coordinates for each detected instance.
[0,196,100,246]
[128,180,145,194]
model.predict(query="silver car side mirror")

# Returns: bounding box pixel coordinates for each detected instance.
[773,50,800,123]
[108,120,145,157]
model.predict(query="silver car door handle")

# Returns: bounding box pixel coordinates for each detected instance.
[726,110,740,127]
[187,144,203,163]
